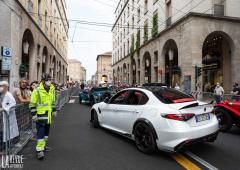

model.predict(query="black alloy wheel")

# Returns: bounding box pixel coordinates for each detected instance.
[215,108,233,132]
[134,122,157,154]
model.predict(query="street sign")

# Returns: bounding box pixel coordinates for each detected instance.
[2,47,12,57]
[2,56,12,70]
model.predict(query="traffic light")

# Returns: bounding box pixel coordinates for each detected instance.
[195,66,202,78]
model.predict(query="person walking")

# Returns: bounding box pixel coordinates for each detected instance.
[214,82,224,104]
[29,74,57,160]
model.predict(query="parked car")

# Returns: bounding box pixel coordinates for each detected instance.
[214,99,240,132]
[79,87,112,106]
[90,87,219,153]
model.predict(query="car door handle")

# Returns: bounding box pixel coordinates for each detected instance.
[134,110,139,114]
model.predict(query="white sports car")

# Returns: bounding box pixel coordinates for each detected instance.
[90,87,219,153]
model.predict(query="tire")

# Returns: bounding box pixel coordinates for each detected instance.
[91,110,99,128]
[215,108,233,132]
[133,122,157,154]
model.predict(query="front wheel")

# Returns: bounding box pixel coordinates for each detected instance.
[215,108,233,132]
[134,122,157,154]
[91,110,99,128]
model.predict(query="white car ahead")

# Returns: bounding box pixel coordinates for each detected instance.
[90,87,219,153]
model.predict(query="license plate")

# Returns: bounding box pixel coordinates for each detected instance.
[195,113,210,122]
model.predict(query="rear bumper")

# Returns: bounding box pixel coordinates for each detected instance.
[155,116,219,152]
[173,131,218,152]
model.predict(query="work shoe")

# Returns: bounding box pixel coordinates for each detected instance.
[37,151,44,160]
[44,146,53,152]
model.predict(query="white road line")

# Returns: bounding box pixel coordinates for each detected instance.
[68,99,75,103]
[185,151,219,170]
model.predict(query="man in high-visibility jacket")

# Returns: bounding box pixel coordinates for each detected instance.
[30,73,57,160]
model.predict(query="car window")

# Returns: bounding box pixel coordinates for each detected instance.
[150,87,195,104]
[109,91,130,104]
[126,91,140,105]
[136,91,149,105]
[127,91,149,105]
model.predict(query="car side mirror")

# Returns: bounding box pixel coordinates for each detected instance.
[104,97,110,103]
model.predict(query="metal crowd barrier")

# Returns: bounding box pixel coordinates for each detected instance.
[0,87,79,157]
[190,91,240,102]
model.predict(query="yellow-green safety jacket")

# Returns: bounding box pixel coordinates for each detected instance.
[29,82,56,124]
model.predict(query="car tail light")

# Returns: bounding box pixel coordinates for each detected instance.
[161,113,195,121]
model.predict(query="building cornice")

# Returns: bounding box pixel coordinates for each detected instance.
[55,0,69,38]
[112,0,129,31]
[16,0,68,64]
[112,12,240,66]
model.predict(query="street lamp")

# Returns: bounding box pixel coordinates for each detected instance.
[168,49,174,87]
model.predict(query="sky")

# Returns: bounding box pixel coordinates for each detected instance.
[66,0,117,80]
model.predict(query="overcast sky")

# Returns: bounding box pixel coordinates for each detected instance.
[66,0,117,80]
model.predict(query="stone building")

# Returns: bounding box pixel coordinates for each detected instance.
[0,0,68,90]
[67,59,86,83]
[112,0,240,93]
[96,52,113,84]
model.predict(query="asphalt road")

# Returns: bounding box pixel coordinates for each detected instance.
[19,94,240,170]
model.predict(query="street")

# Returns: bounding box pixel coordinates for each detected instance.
[20,92,240,170]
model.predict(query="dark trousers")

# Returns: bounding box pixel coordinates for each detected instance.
[215,95,222,104]
[36,122,50,141]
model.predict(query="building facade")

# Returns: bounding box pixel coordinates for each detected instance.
[96,52,113,84]
[112,0,240,93]
[0,0,68,90]
[67,59,86,83]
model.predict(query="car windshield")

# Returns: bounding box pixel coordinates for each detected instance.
[147,87,195,104]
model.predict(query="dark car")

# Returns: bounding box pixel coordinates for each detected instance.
[79,87,113,106]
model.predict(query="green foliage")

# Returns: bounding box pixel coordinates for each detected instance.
[135,30,140,54]
[152,13,158,38]
[144,23,148,43]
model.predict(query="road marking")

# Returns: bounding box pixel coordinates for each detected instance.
[172,153,201,170]
[185,151,219,170]
[68,99,75,103]
[71,96,79,98]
